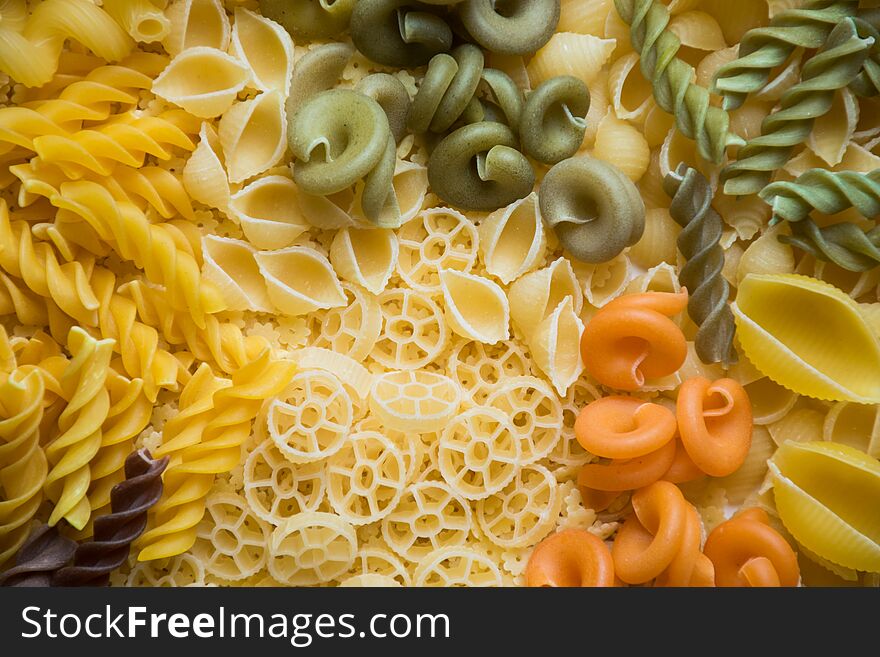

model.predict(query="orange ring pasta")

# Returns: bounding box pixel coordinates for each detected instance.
[703,508,799,587]
[662,438,705,485]
[677,377,753,477]
[575,396,677,459]
[580,291,688,391]
[577,438,676,492]
[526,529,615,588]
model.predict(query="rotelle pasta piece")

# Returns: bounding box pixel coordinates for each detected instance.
[575,396,677,460]
[704,508,799,587]
[676,377,752,478]
[526,529,615,587]
[580,290,688,391]
[539,156,645,264]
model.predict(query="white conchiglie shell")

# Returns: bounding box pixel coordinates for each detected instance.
[508,257,583,341]
[668,11,727,51]
[808,88,858,167]
[295,189,355,229]
[592,109,650,182]
[230,7,295,95]
[219,90,287,183]
[330,227,399,295]
[527,33,616,87]
[201,235,272,312]
[350,160,428,228]
[440,269,511,345]
[529,296,585,396]
[228,175,310,250]
[255,246,346,316]
[152,47,250,118]
[163,0,230,56]
[574,252,633,308]
[608,52,654,124]
[478,192,546,285]
[183,122,230,213]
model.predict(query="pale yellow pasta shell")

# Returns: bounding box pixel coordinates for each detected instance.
[625,262,682,295]
[219,90,287,183]
[580,70,610,149]
[183,122,230,212]
[296,188,355,230]
[255,246,346,316]
[529,296,584,396]
[574,252,633,308]
[744,377,799,425]
[559,0,613,35]
[201,235,272,312]
[695,46,738,92]
[701,0,768,44]
[230,7,295,95]
[753,54,801,103]
[592,110,650,182]
[330,227,398,295]
[439,269,511,345]
[527,33,616,87]
[628,208,680,269]
[508,257,582,342]
[668,11,727,51]
[350,159,428,228]
[808,88,858,167]
[736,223,795,286]
[714,426,775,504]
[163,0,230,56]
[825,402,880,458]
[714,190,771,241]
[229,174,310,250]
[603,8,633,58]
[785,143,880,178]
[477,192,546,285]
[729,102,772,144]
[153,47,249,118]
[768,407,825,447]
[608,52,654,124]
[642,103,675,148]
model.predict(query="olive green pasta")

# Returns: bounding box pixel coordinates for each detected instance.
[613,0,745,164]
[259,0,356,40]
[663,164,736,365]
[782,219,880,272]
[850,16,880,97]
[476,68,524,127]
[710,0,859,111]
[519,76,589,165]
[721,19,873,197]
[759,169,880,224]
[287,42,354,116]
[357,74,412,143]
[427,121,535,211]
[408,44,484,134]
[459,0,559,56]
[351,0,453,67]
[538,156,645,264]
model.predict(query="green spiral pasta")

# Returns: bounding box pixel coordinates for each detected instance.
[663,164,736,365]
[613,0,744,164]
[259,0,356,40]
[427,121,535,211]
[459,0,560,56]
[408,44,485,134]
[519,76,589,165]
[351,0,453,67]
[759,169,880,223]
[850,16,880,97]
[721,19,874,197]
[538,156,645,264]
[357,73,412,143]
[710,0,859,111]
[782,219,880,272]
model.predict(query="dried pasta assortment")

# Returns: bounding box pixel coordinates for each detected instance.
[0,0,879,589]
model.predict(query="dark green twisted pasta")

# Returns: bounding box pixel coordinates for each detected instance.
[260,0,356,39]
[287,42,354,116]
[663,164,736,365]
[289,89,398,225]
[850,16,880,97]
[538,156,645,264]
[781,219,880,272]
[759,169,880,223]
[357,74,412,143]
[710,0,858,111]
[613,0,744,164]
[721,19,873,197]
[408,44,484,134]
[351,0,453,67]
[459,0,559,55]
[519,76,589,165]
[427,121,535,211]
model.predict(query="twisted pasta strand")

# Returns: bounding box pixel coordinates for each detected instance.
[759,169,880,223]
[0,524,76,587]
[711,0,859,110]
[613,0,744,164]
[408,44,485,134]
[721,19,874,196]
[849,16,880,97]
[781,219,880,272]
[663,165,737,365]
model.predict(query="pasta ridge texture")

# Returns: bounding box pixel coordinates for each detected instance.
[0,523,76,587]
[759,168,880,223]
[780,218,880,272]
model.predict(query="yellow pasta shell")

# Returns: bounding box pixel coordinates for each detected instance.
[529,296,584,396]
[163,0,230,57]
[592,110,650,182]
[229,175,310,250]
[559,0,613,36]
[770,441,880,572]
[808,88,858,167]
[527,33,616,87]
[439,269,510,345]
[668,11,727,51]
[732,273,880,403]
[330,227,398,295]
[477,192,546,285]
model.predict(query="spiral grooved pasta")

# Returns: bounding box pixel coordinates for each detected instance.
[0,524,77,587]
[613,0,745,164]
[711,0,858,110]
[53,449,168,586]
[408,44,485,134]
[663,165,737,365]
[760,168,880,224]
[721,19,874,196]
[781,218,880,272]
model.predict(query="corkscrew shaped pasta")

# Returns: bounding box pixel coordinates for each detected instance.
[0,0,133,88]
[408,44,485,134]
[759,168,880,224]
[45,327,114,531]
[0,369,47,567]
[711,0,859,110]
[0,524,76,587]
[781,218,880,272]
[53,450,168,586]
[138,353,296,561]
[663,165,736,365]
[526,529,615,587]
[721,19,874,196]
[519,76,590,165]
[260,0,355,39]
[459,0,560,56]
[704,509,800,587]
[850,16,880,97]
[613,0,745,164]
[351,0,453,67]
[539,157,645,264]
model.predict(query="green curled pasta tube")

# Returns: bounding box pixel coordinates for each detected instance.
[459,0,560,56]
[781,219,880,272]
[351,0,453,67]
[759,169,880,223]
[710,0,858,111]
[427,121,535,211]
[663,164,736,365]
[259,0,356,40]
[721,19,873,197]
[614,0,745,164]
[519,76,589,165]
[538,156,645,264]
[850,16,880,97]
[357,73,412,143]
[287,42,354,116]
[477,68,524,127]
[408,44,484,134]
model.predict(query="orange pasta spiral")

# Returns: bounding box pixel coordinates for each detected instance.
[580,291,688,391]
[526,529,615,588]
[612,481,714,586]
[703,509,799,588]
